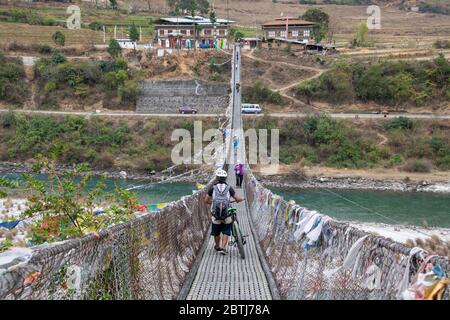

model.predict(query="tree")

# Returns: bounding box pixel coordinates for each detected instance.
[209,10,216,24]
[108,39,122,58]
[52,31,65,47]
[166,0,209,15]
[197,0,210,14]
[301,8,329,43]
[11,156,138,245]
[109,0,118,10]
[234,31,244,42]
[210,9,217,47]
[190,1,197,50]
[128,23,139,50]
[353,21,369,47]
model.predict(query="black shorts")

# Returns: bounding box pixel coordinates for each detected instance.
[211,222,232,236]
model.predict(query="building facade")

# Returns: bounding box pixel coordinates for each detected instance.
[261,17,316,44]
[154,16,235,49]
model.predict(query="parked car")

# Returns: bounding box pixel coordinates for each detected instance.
[242,103,262,114]
[179,105,198,114]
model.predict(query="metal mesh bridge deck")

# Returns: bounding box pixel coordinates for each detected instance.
[186,172,272,300]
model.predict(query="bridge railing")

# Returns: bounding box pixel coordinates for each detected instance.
[0,189,213,300]
[245,171,450,300]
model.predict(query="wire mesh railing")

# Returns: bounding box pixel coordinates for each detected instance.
[244,171,450,300]
[0,189,212,300]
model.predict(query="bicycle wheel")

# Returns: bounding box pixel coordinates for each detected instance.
[232,222,245,259]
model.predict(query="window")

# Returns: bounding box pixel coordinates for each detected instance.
[292,30,298,37]
[159,29,164,36]
[181,29,186,35]
[268,31,275,38]
[304,30,310,37]
[280,31,286,38]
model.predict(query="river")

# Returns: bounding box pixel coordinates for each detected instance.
[1,174,449,228]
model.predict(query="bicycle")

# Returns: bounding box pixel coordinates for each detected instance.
[227,201,247,259]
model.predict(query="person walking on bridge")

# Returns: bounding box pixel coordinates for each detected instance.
[204,169,244,255]
[234,162,244,188]
[232,135,239,154]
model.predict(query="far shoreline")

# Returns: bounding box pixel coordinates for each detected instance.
[0,162,449,194]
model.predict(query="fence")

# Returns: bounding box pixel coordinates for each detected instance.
[245,171,450,300]
[0,189,211,300]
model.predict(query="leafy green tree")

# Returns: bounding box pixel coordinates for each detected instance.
[353,21,369,47]
[109,0,118,10]
[128,23,139,50]
[0,155,138,245]
[52,31,65,47]
[301,8,329,43]
[391,72,413,108]
[107,39,122,58]
[297,80,317,104]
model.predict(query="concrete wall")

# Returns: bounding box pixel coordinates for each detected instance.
[136,80,230,114]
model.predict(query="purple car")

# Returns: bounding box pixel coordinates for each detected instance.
[179,105,198,114]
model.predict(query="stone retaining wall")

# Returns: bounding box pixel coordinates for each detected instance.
[136,80,229,114]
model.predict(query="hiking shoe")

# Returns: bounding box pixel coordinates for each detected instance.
[219,248,227,255]
[214,245,221,251]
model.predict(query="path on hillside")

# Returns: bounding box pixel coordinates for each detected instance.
[241,50,327,112]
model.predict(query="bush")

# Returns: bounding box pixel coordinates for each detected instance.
[434,39,450,49]
[107,39,122,58]
[384,117,414,130]
[0,111,16,128]
[88,21,104,31]
[50,50,67,64]
[74,84,90,97]
[44,81,57,93]
[32,44,52,54]
[436,154,450,170]
[52,31,65,47]
[0,55,28,105]
[243,81,284,105]
[402,159,432,173]
[118,80,138,103]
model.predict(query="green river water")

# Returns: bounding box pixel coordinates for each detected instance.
[1,174,449,228]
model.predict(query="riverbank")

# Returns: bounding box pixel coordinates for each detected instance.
[0,162,213,185]
[255,169,450,193]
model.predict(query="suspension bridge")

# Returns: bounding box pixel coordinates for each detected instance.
[0,44,448,300]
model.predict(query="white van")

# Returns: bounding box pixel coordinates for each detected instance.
[241,103,262,114]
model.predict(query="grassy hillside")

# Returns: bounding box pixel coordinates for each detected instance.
[0,113,217,173]
[293,54,450,110]
[245,115,450,172]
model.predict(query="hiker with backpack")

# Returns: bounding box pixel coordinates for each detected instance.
[204,169,244,255]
